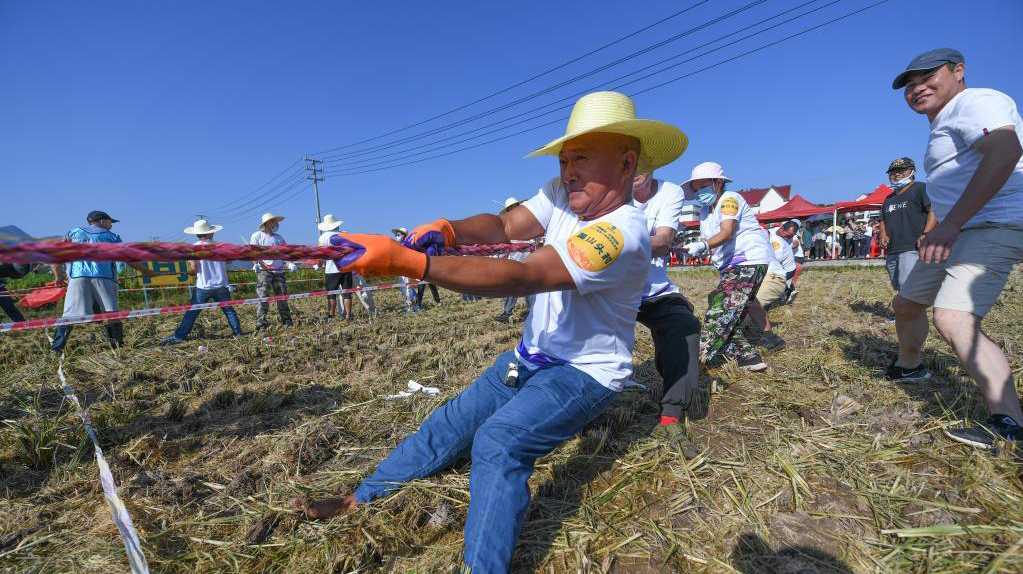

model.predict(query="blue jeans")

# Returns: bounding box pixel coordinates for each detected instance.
[173,286,242,339]
[354,351,616,572]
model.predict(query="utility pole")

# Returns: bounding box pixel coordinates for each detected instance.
[305,156,324,238]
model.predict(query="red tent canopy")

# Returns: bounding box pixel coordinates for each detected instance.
[835,184,893,212]
[756,194,833,223]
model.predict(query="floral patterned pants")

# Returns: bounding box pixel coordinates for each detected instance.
[700,264,767,365]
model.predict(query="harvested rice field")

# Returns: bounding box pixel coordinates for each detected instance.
[1,265,1021,573]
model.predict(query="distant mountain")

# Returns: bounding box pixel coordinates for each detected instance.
[0,225,60,244]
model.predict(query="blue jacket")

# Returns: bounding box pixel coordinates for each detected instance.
[65,225,122,280]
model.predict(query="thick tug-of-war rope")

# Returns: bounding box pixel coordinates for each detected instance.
[0,240,532,265]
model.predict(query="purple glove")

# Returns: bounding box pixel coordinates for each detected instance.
[328,233,367,269]
[402,219,456,257]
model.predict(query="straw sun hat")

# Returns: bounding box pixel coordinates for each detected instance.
[260,212,285,227]
[317,214,344,232]
[183,219,223,235]
[526,91,687,172]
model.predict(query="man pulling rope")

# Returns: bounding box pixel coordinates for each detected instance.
[292,91,688,571]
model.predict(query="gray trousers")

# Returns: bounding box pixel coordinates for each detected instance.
[256,270,292,328]
[885,250,919,292]
[51,277,121,352]
[636,292,702,419]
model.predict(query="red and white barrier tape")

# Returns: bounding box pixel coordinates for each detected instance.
[1,281,421,333]
[58,356,150,573]
[4,276,325,296]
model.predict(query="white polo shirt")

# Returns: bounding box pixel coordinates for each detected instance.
[632,179,685,300]
[769,228,797,275]
[925,88,1023,226]
[519,177,651,392]
[699,191,771,271]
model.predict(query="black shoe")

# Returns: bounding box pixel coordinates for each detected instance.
[885,361,932,382]
[944,415,1022,450]
[737,354,767,372]
[759,332,786,352]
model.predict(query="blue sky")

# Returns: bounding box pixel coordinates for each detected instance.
[3,0,1021,243]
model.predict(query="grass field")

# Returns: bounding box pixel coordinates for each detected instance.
[1,266,1021,573]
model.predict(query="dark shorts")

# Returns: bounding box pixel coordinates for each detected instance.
[325,272,354,299]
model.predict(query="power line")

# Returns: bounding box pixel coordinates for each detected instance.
[200,0,795,233]
[629,0,890,97]
[310,0,712,157]
[210,158,303,213]
[207,165,306,218]
[322,0,833,173]
[214,173,309,224]
[323,0,889,177]
[315,0,766,163]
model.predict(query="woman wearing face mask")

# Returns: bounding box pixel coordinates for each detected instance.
[681,162,772,372]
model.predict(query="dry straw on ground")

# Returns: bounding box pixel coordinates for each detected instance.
[1,266,1021,573]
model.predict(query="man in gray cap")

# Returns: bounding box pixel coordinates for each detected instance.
[888,48,1023,450]
[879,157,936,293]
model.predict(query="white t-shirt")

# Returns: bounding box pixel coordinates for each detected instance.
[925,88,1023,226]
[249,230,286,271]
[698,191,771,270]
[193,240,229,290]
[519,177,650,392]
[632,179,684,300]
[792,235,804,258]
[768,228,797,275]
[318,231,341,274]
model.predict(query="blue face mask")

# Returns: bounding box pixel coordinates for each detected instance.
[890,176,913,191]
[693,185,717,207]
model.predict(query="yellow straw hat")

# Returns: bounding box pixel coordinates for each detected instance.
[526,91,687,172]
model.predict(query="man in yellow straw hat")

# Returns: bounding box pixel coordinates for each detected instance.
[294,91,686,571]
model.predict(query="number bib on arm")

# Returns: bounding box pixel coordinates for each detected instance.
[567,222,624,271]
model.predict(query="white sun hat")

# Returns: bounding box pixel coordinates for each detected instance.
[501,197,523,213]
[183,218,223,235]
[680,161,733,195]
[317,213,344,231]
[526,91,688,172]
[260,212,285,227]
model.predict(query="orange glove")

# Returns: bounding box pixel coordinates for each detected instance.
[329,233,428,279]
[402,219,456,256]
